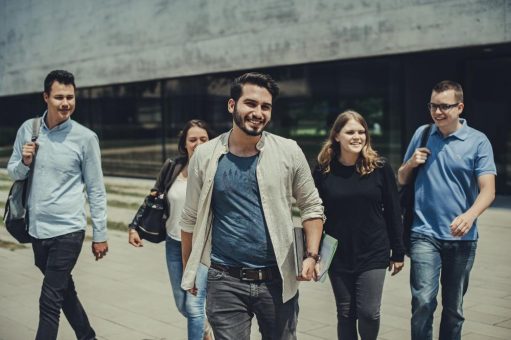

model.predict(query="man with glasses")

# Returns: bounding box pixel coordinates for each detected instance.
[398,80,496,340]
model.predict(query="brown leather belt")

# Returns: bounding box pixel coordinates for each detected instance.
[210,262,280,282]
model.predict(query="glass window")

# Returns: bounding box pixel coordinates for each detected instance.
[76,81,164,177]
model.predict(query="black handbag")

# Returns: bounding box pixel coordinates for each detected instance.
[400,124,432,254]
[129,160,177,243]
[130,193,168,243]
[3,117,41,243]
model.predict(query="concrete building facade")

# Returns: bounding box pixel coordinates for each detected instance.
[1,0,510,192]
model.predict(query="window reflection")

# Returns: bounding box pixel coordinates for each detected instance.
[1,48,506,193]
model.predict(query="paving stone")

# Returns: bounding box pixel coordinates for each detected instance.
[1,172,511,339]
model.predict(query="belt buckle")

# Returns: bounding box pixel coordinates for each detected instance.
[240,268,262,282]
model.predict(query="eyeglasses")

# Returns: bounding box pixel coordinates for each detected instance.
[427,103,459,112]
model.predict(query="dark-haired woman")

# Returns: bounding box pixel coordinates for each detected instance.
[129,119,215,340]
[313,110,404,340]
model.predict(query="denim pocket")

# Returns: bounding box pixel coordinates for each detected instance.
[207,267,226,281]
[410,231,429,245]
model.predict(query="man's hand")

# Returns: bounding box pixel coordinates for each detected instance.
[407,147,431,168]
[22,142,37,166]
[128,229,143,247]
[388,261,404,276]
[297,257,318,281]
[92,241,109,261]
[450,212,477,237]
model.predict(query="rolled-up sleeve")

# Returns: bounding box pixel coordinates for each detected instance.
[82,134,107,242]
[291,143,325,222]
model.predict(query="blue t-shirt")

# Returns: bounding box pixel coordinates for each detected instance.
[211,152,277,267]
[403,119,496,240]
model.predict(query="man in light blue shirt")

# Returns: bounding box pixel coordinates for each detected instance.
[7,70,108,340]
[398,80,496,340]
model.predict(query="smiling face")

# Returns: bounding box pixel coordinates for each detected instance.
[228,83,272,137]
[335,119,367,158]
[430,89,464,136]
[44,81,76,129]
[185,126,209,158]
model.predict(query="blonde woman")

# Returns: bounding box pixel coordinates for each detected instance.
[313,110,404,340]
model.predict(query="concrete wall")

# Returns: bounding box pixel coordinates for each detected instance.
[0,0,509,96]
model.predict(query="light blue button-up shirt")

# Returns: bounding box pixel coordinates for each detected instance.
[7,112,107,242]
[403,119,496,241]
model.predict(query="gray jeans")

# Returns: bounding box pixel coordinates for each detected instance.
[329,268,386,340]
[206,267,298,340]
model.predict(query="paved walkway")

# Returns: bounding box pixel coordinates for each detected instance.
[1,174,511,339]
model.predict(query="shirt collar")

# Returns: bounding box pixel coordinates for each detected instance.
[220,130,267,152]
[41,111,72,131]
[431,118,469,141]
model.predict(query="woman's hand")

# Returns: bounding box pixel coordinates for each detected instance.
[128,229,143,247]
[388,261,404,276]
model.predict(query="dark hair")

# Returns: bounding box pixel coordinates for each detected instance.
[432,80,464,102]
[44,70,76,94]
[178,119,216,157]
[230,72,279,102]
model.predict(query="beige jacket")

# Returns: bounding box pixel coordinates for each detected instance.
[180,131,324,302]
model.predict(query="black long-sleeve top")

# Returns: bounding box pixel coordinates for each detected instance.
[313,160,404,274]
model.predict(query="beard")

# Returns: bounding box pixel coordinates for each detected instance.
[233,106,268,137]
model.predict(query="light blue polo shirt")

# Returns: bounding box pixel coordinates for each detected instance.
[403,119,496,241]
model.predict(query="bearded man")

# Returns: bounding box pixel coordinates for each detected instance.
[179,72,324,340]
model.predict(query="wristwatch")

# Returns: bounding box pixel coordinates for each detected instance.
[305,251,321,263]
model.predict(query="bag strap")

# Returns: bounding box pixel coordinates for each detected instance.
[410,124,432,181]
[419,124,432,149]
[31,117,41,141]
[163,160,179,194]
[23,116,41,206]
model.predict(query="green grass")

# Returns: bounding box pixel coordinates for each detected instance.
[0,173,10,181]
[0,238,27,251]
[105,185,148,197]
[0,184,11,191]
[108,200,141,210]
[87,217,129,232]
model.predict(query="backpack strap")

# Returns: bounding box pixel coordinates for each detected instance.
[23,116,41,206]
[31,117,41,142]
[410,124,432,180]
[419,124,432,149]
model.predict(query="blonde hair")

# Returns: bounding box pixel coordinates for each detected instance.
[317,110,384,175]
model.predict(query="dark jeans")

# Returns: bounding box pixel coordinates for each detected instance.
[206,267,298,340]
[410,232,477,340]
[329,268,386,340]
[32,230,95,340]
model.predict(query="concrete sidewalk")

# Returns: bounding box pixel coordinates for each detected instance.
[1,179,511,339]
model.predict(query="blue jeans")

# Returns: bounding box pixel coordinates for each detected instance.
[206,266,299,340]
[165,236,207,340]
[410,232,477,340]
[32,230,95,340]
